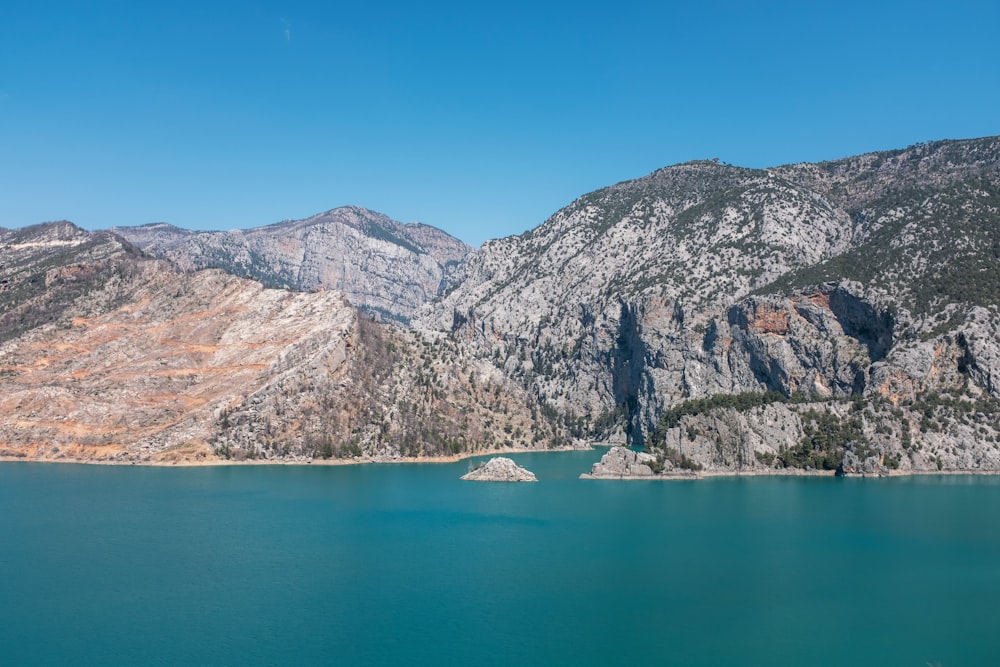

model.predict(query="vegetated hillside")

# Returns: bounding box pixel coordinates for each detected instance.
[0,221,142,344]
[112,206,472,325]
[420,161,853,428]
[417,136,1000,475]
[0,223,566,463]
[769,140,1000,317]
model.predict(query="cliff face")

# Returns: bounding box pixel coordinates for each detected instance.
[416,137,1000,473]
[417,159,862,435]
[0,223,562,463]
[112,206,472,325]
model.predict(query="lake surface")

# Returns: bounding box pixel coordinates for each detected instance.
[2,451,999,666]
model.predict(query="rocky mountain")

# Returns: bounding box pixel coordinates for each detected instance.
[0,222,565,463]
[5,136,1000,474]
[112,206,472,324]
[416,136,1000,475]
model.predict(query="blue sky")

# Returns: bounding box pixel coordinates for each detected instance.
[2,1,998,246]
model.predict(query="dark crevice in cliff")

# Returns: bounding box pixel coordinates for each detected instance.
[611,300,647,444]
[826,288,895,362]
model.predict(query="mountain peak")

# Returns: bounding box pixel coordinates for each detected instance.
[113,207,472,324]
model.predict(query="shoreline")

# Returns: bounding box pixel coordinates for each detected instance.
[3,449,998,480]
[0,444,592,468]
[583,466,1000,480]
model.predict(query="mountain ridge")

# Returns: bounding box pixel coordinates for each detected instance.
[111,206,472,324]
[416,135,1000,474]
[4,135,1000,473]
[0,221,567,463]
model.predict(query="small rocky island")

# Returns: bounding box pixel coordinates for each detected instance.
[461,457,538,482]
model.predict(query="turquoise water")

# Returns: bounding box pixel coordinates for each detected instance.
[1,452,999,666]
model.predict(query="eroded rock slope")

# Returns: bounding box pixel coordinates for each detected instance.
[0,223,562,463]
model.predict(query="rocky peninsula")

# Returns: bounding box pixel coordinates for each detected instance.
[581,446,698,480]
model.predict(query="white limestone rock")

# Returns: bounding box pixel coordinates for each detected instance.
[584,446,658,479]
[461,457,538,482]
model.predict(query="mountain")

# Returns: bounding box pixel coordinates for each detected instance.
[112,206,472,324]
[416,136,1000,475]
[0,222,564,463]
[6,137,1000,474]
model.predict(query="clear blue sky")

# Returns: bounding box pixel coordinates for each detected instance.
[2,1,998,246]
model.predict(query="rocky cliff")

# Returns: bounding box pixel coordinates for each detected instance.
[416,136,1000,474]
[582,446,667,479]
[112,206,472,324]
[0,223,564,463]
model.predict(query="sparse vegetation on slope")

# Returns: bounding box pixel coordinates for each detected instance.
[0,224,560,464]
[6,137,1000,473]
[419,136,1000,474]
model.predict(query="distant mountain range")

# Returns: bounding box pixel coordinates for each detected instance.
[3,136,1000,474]
[112,206,471,324]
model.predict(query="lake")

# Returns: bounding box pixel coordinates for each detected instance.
[1,451,998,666]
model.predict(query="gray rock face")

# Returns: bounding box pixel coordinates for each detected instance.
[956,308,1000,396]
[836,449,889,478]
[113,206,471,324]
[416,138,1000,461]
[417,162,857,439]
[461,457,538,481]
[654,403,804,474]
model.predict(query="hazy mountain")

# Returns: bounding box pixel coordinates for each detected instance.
[112,206,472,324]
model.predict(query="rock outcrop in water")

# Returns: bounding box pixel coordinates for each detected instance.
[461,457,538,482]
[580,446,702,479]
[582,446,658,479]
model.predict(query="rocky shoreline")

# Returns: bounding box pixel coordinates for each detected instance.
[0,444,580,467]
[578,446,1000,480]
[4,444,999,480]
